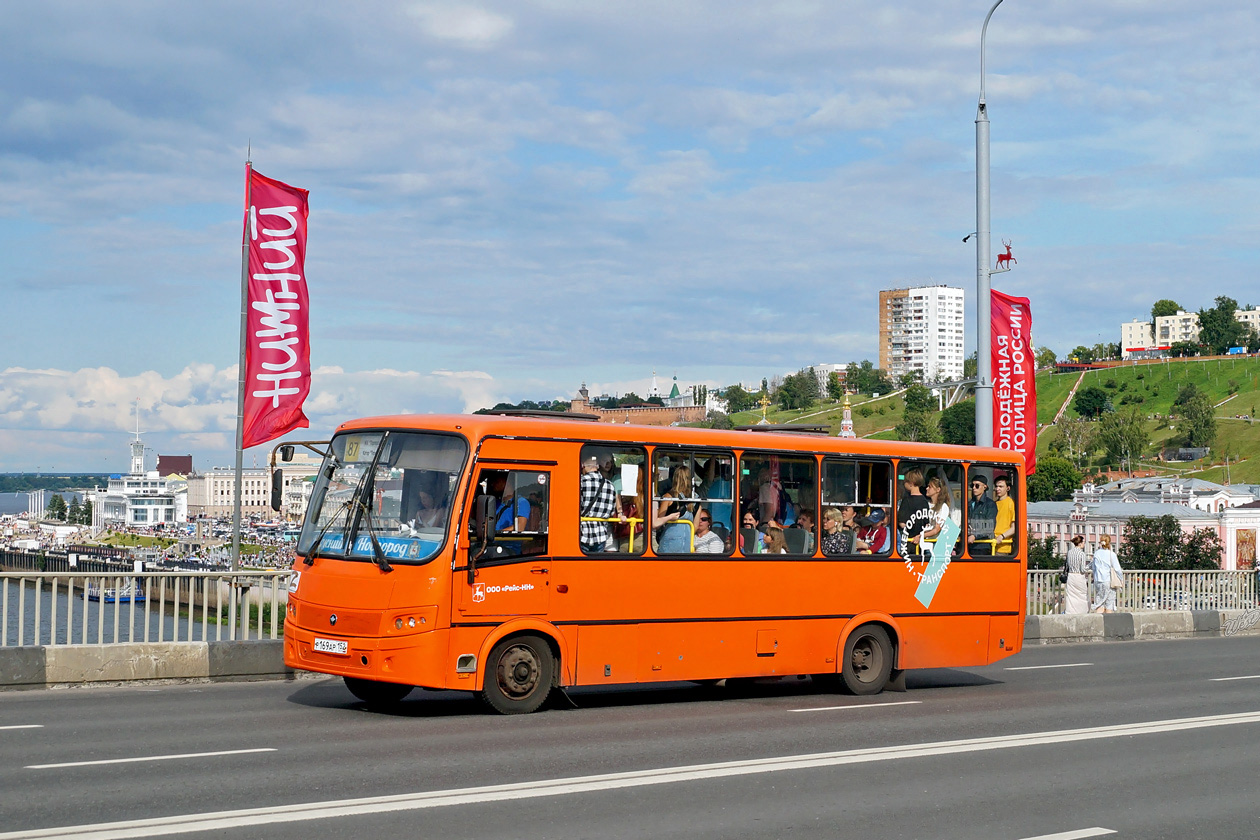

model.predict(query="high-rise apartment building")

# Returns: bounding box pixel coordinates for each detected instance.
[878,285,965,382]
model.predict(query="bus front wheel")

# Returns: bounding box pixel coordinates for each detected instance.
[482,634,555,715]
[343,677,413,708]
[841,625,893,696]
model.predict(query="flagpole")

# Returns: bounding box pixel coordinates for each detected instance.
[233,156,253,575]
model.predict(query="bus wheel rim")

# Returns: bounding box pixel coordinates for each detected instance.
[497,644,540,698]
[851,636,882,682]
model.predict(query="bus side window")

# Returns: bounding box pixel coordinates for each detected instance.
[739,452,816,555]
[579,444,646,555]
[897,461,964,559]
[471,469,549,558]
[822,458,892,556]
[989,467,1019,558]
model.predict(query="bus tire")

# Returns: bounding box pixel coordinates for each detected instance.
[840,624,893,696]
[343,677,413,708]
[482,634,555,715]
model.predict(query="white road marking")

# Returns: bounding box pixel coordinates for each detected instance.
[1005,663,1093,671]
[5,710,1260,839]
[1017,829,1116,840]
[1210,674,1260,681]
[0,725,44,731]
[790,701,922,712]
[25,748,276,770]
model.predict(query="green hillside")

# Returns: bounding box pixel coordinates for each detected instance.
[1037,356,1260,482]
[728,391,908,438]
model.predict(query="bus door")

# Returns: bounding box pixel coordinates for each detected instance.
[458,467,552,616]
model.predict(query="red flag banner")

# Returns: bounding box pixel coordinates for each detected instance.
[990,289,1037,474]
[241,168,311,449]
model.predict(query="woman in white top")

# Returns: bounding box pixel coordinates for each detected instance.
[1090,534,1123,613]
[1064,535,1090,614]
[921,476,958,556]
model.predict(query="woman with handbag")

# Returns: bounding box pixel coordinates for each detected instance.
[1090,535,1124,614]
[1064,535,1090,614]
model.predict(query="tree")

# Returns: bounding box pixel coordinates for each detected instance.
[963,352,978,379]
[1168,341,1201,358]
[845,360,892,396]
[826,372,844,401]
[1180,528,1223,570]
[1025,456,1082,502]
[897,370,922,389]
[1027,535,1060,570]
[894,410,940,443]
[1197,295,1257,355]
[621,391,644,404]
[704,410,733,430]
[1121,516,1222,570]
[46,494,67,521]
[776,369,819,411]
[1073,386,1110,419]
[67,498,82,524]
[1054,417,1097,466]
[722,384,755,413]
[1097,408,1150,470]
[895,385,940,443]
[1174,383,1216,448]
[1120,515,1185,569]
[1150,299,1182,328]
[80,499,93,525]
[1068,345,1095,364]
[939,400,976,446]
[1035,346,1057,370]
[903,384,935,414]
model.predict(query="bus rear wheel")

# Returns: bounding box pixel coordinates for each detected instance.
[841,625,893,696]
[343,677,413,708]
[482,634,555,715]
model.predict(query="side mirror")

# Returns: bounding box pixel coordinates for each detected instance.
[280,445,295,462]
[270,469,285,512]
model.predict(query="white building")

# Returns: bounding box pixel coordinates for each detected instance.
[96,435,188,528]
[878,285,965,382]
[186,455,321,521]
[1154,310,1201,346]
[811,363,848,396]
[1120,319,1155,359]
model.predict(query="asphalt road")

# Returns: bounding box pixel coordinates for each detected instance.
[2,637,1259,840]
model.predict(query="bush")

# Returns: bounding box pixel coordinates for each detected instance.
[1104,378,1118,390]
[859,406,873,418]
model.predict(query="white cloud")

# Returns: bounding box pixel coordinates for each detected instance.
[408,4,514,48]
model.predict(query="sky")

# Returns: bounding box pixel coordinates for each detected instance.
[3,1,1260,473]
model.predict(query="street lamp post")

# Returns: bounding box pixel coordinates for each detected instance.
[975,0,1005,448]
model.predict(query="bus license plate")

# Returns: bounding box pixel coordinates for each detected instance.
[313,638,348,655]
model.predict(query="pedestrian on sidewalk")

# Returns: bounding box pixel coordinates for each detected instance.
[1090,535,1123,614]
[1064,535,1090,614]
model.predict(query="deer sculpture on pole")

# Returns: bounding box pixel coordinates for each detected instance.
[996,238,1016,270]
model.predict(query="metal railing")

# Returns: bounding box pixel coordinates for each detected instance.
[2,570,291,647]
[1027,569,1259,615]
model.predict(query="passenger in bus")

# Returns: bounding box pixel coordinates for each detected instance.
[793,510,816,554]
[821,508,851,555]
[692,508,724,554]
[739,508,764,554]
[413,490,446,529]
[656,465,697,553]
[897,468,931,555]
[839,504,870,552]
[920,476,959,556]
[966,475,998,555]
[489,473,529,532]
[858,509,891,554]
[579,454,622,552]
[762,524,788,554]
[615,465,645,553]
[698,456,734,532]
[755,468,793,526]
[993,474,1016,554]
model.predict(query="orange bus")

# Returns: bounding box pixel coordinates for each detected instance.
[282,412,1026,713]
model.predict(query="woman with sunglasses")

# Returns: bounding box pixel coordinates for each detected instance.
[693,507,725,554]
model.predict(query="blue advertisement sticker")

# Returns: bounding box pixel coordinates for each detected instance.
[914,516,961,608]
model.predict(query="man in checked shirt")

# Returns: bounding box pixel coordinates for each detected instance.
[579,453,624,552]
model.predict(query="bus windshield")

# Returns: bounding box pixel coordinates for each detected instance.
[297,430,468,564]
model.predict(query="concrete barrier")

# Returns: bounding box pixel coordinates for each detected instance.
[0,640,301,690]
[1025,609,1260,645]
